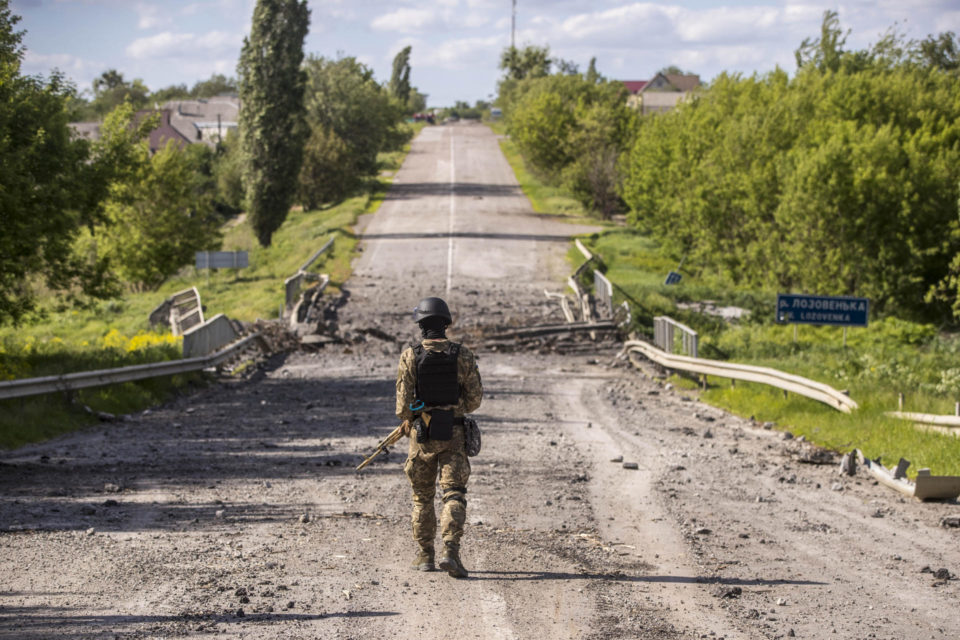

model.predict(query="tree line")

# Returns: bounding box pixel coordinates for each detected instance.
[499,12,960,323]
[1,0,420,324]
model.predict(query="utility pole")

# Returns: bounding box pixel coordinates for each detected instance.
[511,0,516,49]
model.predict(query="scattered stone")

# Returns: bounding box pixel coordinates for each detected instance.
[788,629,796,637]
[782,432,794,440]
[235,588,248,597]
[610,455,623,463]
[703,429,713,439]
[85,527,96,536]
[104,483,120,493]
[342,589,351,600]
[717,586,742,599]
[286,601,295,609]
[215,510,225,518]
[299,513,311,524]
[762,422,774,430]
[796,435,806,443]
[830,483,844,492]
[777,597,787,606]
[695,528,712,535]
[79,506,96,516]
[239,596,249,604]
[933,568,952,580]
[549,441,557,446]
[622,462,639,470]
[235,608,245,617]
[102,499,119,507]
[871,509,884,518]
[738,533,750,539]
[941,516,960,528]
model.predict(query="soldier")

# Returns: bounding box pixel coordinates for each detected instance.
[396,297,483,578]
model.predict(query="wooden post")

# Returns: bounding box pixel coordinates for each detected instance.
[730,379,736,389]
[783,389,788,400]
[898,393,904,411]
[955,402,959,417]
[793,324,798,342]
[843,326,847,347]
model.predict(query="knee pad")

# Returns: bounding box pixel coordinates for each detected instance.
[442,486,467,507]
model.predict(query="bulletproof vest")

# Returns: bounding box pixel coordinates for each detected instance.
[414,343,460,406]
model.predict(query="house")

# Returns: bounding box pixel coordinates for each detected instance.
[68,108,193,154]
[163,97,240,147]
[620,73,701,114]
[141,108,192,154]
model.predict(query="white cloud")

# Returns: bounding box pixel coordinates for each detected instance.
[428,35,502,70]
[371,8,437,33]
[136,2,170,30]
[126,30,242,59]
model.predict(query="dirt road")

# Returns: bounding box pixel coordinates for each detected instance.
[2,123,958,639]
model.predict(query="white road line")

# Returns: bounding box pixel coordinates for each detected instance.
[446,131,455,296]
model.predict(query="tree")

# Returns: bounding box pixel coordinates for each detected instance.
[407,88,428,113]
[97,139,222,291]
[0,1,130,324]
[918,31,959,72]
[297,127,356,210]
[191,73,238,97]
[237,0,310,246]
[499,45,551,81]
[586,57,601,84]
[89,68,150,118]
[795,10,848,72]
[389,45,412,106]
[213,130,245,213]
[302,55,406,179]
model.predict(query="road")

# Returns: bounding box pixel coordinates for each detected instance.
[1,122,959,639]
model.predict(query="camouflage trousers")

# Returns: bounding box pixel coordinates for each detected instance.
[404,423,471,552]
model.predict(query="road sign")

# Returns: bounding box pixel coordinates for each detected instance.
[195,251,249,270]
[664,271,682,285]
[777,294,869,327]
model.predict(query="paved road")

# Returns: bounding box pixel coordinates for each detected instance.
[2,123,958,640]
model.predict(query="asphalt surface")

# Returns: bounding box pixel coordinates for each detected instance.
[1,122,958,640]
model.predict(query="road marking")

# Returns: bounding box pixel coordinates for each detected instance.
[446,131,455,296]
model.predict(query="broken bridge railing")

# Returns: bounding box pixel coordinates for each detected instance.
[620,338,858,414]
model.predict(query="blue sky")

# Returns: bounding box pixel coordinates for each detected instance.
[13,0,960,108]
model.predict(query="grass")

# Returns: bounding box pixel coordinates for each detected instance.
[0,124,425,448]
[579,227,960,476]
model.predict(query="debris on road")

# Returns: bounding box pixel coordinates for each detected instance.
[622,462,639,470]
[856,450,960,500]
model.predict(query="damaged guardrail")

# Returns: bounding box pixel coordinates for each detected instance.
[843,450,960,501]
[0,333,266,401]
[620,338,858,413]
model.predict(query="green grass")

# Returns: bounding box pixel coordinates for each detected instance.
[1,127,424,448]
[582,227,960,476]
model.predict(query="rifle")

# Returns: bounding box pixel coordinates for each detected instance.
[356,421,408,471]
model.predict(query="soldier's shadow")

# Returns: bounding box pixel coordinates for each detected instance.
[467,571,825,586]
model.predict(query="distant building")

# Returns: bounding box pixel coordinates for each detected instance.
[68,96,241,152]
[619,73,701,114]
[163,97,240,147]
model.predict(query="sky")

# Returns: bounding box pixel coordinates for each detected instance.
[12,0,960,108]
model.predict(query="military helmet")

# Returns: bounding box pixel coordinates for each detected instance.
[413,297,452,323]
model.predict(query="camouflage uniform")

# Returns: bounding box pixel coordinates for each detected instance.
[396,339,482,554]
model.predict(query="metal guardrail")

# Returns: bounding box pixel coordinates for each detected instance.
[0,333,265,401]
[148,287,204,336]
[621,338,858,413]
[594,270,613,318]
[885,411,960,428]
[285,235,335,310]
[653,316,698,358]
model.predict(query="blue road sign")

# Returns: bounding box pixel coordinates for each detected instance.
[777,294,869,327]
[664,271,682,285]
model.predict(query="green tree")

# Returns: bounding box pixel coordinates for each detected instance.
[621,13,960,321]
[97,139,222,291]
[389,45,412,106]
[0,2,134,324]
[585,57,601,84]
[150,83,190,103]
[89,68,150,118]
[918,31,959,71]
[213,129,245,213]
[407,88,428,113]
[191,73,237,97]
[301,55,406,180]
[297,127,356,210]
[499,45,551,81]
[237,0,310,246]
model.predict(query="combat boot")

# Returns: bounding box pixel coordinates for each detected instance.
[411,548,434,572]
[438,543,468,578]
